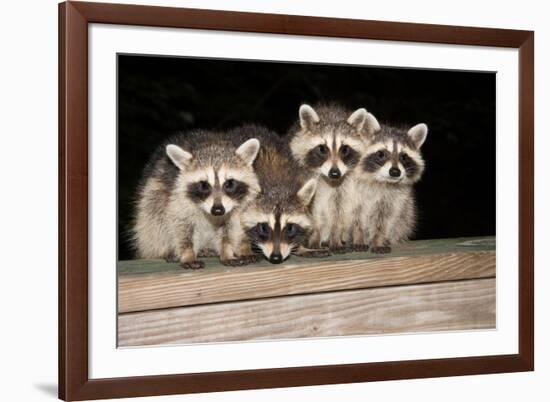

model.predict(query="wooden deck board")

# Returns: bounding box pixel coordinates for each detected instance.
[118,236,496,313]
[118,278,496,347]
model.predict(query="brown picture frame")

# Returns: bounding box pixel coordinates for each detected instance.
[59,1,534,400]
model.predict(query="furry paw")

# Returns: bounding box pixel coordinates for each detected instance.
[198,249,217,258]
[164,253,180,263]
[330,246,350,254]
[371,246,392,254]
[180,260,205,270]
[351,244,369,252]
[240,254,261,264]
[221,258,246,267]
[298,249,332,258]
[221,255,259,266]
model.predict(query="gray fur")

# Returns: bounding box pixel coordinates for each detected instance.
[132,129,260,267]
[230,125,326,263]
[288,104,378,250]
[352,122,428,253]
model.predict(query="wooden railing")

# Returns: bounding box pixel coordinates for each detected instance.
[117,236,496,347]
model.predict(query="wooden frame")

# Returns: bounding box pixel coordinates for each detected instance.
[59,1,534,400]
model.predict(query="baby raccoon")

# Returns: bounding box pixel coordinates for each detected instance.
[353,119,428,253]
[132,130,261,269]
[232,125,327,264]
[289,104,379,252]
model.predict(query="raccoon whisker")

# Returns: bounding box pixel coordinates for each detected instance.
[250,243,263,255]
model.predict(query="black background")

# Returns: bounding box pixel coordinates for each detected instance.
[118,55,496,260]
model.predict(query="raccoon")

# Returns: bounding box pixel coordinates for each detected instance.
[232,125,328,264]
[352,119,428,253]
[132,130,261,269]
[289,104,380,252]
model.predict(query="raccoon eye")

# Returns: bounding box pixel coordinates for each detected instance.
[285,224,297,238]
[316,144,328,156]
[198,181,211,193]
[340,145,350,156]
[257,222,271,239]
[223,179,236,193]
[399,153,409,162]
[376,150,386,160]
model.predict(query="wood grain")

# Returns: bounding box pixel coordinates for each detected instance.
[119,278,496,346]
[74,2,531,48]
[118,237,496,313]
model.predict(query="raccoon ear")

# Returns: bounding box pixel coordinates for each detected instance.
[347,108,368,131]
[166,144,193,170]
[407,123,428,149]
[297,178,318,206]
[364,112,381,136]
[235,138,260,166]
[299,104,320,131]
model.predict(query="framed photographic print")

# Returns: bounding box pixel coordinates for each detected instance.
[59,1,534,400]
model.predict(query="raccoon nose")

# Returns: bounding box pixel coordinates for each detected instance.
[211,205,225,216]
[328,168,341,179]
[269,253,283,264]
[389,167,401,177]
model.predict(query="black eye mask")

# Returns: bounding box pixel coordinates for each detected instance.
[186,181,212,201]
[283,223,306,243]
[222,179,249,200]
[399,152,419,177]
[246,221,306,245]
[246,222,272,243]
[305,144,329,168]
[363,149,390,172]
[339,144,360,167]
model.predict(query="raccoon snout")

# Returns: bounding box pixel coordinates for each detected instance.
[328,167,342,179]
[210,204,226,216]
[389,167,401,178]
[269,252,283,264]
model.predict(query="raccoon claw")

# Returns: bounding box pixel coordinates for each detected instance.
[221,255,259,267]
[198,249,217,258]
[371,246,392,254]
[221,259,246,267]
[298,249,332,258]
[330,246,349,254]
[180,261,205,270]
[164,253,180,263]
[241,254,261,264]
[351,244,369,252]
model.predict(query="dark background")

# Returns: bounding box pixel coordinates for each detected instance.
[118,54,496,260]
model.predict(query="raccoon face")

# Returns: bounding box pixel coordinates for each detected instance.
[290,105,378,185]
[243,179,317,264]
[166,138,260,217]
[360,123,428,185]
